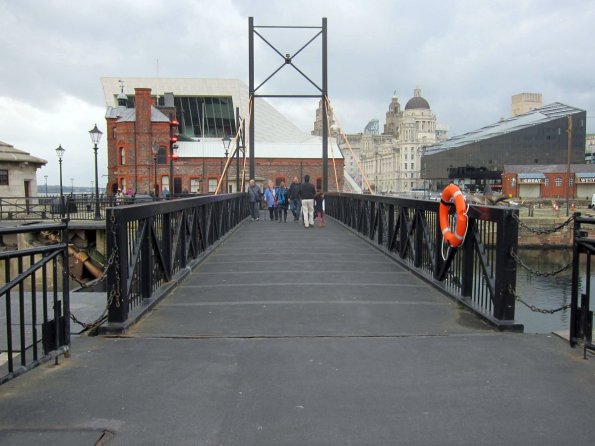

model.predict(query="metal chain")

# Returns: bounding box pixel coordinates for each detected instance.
[68,248,118,330]
[109,212,121,308]
[512,213,574,235]
[508,285,571,314]
[510,250,572,277]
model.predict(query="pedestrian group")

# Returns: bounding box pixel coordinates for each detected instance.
[247,175,325,228]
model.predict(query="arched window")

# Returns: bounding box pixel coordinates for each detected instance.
[119,147,126,165]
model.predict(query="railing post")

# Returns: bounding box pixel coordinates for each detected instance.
[399,206,408,258]
[570,213,581,347]
[163,212,172,278]
[61,219,70,346]
[387,203,395,252]
[461,219,475,297]
[414,210,423,268]
[140,217,153,299]
[107,209,129,323]
[493,208,518,321]
[377,203,383,245]
[433,207,444,280]
[180,210,188,268]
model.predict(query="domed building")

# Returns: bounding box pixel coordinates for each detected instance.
[359,87,442,193]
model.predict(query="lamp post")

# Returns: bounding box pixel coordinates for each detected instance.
[55,145,65,217]
[89,124,103,219]
[222,136,231,193]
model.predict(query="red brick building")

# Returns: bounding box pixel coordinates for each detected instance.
[503,164,595,200]
[103,80,343,195]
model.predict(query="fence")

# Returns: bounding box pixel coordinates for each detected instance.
[1,222,70,384]
[325,193,521,330]
[0,194,158,222]
[102,193,250,333]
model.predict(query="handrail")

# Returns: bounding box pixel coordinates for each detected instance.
[325,193,521,330]
[101,193,250,333]
[0,222,70,384]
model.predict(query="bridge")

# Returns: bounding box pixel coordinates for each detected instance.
[1,193,595,444]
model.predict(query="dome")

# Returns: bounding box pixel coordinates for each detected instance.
[404,96,430,110]
[404,87,430,110]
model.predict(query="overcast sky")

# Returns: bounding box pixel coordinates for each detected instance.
[1,0,594,187]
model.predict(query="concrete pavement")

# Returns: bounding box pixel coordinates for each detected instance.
[1,219,595,445]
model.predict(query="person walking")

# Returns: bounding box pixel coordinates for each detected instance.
[314,191,326,227]
[263,180,279,221]
[247,179,262,221]
[299,174,316,228]
[276,181,289,223]
[288,176,301,222]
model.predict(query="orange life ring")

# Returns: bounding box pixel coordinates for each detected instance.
[439,184,468,248]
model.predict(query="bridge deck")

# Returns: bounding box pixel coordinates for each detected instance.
[2,219,595,445]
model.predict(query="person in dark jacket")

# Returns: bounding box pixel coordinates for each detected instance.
[288,176,301,222]
[299,174,316,228]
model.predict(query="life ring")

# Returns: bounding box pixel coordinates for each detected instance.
[439,184,468,248]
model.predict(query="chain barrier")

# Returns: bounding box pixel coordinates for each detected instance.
[508,284,571,315]
[512,213,574,235]
[510,250,572,277]
[68,213,121,331]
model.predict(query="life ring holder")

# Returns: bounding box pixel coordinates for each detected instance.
[439,184,469,260]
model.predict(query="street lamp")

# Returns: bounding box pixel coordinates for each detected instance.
[55,144,65,217]
[89,123,103,219]
[222,136,231,193]
[152,143,159,197]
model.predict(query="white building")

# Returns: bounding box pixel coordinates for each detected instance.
[359,88,442,193]
[0,140,46,198]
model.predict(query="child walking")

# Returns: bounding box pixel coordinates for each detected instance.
[314,192,326,227]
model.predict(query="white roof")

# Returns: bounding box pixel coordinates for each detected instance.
[176,139,343,160]
[100,77,313,144]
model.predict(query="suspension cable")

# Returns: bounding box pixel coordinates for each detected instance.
[215,98,252,195]
[323,96,340,192]
[324,96,374,194]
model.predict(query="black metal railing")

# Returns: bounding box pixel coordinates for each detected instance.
[570,213,594,357]
[325,193,521,330]
[102,193,250,332]
[1,222,70,384]
[0,195,161,222]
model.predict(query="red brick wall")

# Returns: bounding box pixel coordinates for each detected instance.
[105,88,344,194]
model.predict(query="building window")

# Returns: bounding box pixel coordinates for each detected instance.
[157,146,167,165]
[174,96,237,138]
[112,127,116,139]
[161,176,170,193]
[405,163,408,170]
[0,169,8,185]
[569,176,574,186]
[411,163,414,171]
[555,177,562,187]
[190,178,200,193]
[316,178,322,191]
[121,178,127,192]
[119,147,125,165]
[544,177,549,187]
[208,178,218,193]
